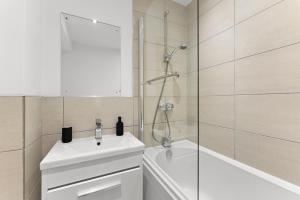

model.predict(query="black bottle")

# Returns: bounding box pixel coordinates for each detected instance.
[116,116,124,136]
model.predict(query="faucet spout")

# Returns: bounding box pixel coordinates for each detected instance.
[95,119,103,145]
[162,136,172,148]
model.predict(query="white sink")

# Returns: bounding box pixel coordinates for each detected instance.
[40,132,144,170]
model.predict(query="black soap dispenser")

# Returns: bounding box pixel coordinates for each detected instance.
[116,116,124,136]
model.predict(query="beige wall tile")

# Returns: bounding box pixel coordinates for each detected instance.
[133,125,140,138]
[0,150,23,200]
[144,15,164,45]
[187,72,198,97]
[0,97,23,152]
[144,96,169,124]
[144,42,164,72]
[25,138,41,200]
[167,21,188,47]
[27,181,41,200]
[199,0,223,17]
[143,123,164,147]
[25,97,42,146]
[235,0,283,23]
[199,28,234,69]
[199,62,234,96]
[199,123,234,158]
[186,0,198,23]
[236,131,300,185]
[133,0,164,18]
[187,96,198,122]
[169,120,189,141]
[165,74,188,97]
[187,45,197,73]
[236,94,300,142]
[133,97,139,126]
[165,96,187,122]
[199,0,234,42]
[199,95,234,128]
[235,131,259,167]
[236,43,300,94]
[64,97,134,131]
[41,97,63,135]
[168,47,188,74]
[165,0,187,26]
[187,19,198,47]
[236,0,300,58]
[42,134,60,157]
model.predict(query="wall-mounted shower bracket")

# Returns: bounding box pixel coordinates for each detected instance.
[143,72,180,85]
[159,102,174,111]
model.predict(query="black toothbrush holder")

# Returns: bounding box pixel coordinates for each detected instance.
[62,127,72,143]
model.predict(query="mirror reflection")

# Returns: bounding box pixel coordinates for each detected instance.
[61,13,121,97]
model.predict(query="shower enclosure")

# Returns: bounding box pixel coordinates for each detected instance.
[136,0,198,150]
[134,0,199,199]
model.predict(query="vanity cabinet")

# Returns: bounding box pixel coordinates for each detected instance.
[40,133,144,200]
[47,168,141,200]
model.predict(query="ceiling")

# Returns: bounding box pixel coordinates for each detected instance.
[172,0,193,6]
[61,13,121,52]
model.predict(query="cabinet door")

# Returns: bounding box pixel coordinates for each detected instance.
[47,168,142,200]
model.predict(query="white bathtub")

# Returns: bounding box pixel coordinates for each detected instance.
[143,140,300,200]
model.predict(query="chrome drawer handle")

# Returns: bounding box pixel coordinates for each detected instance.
[77,181,121,198]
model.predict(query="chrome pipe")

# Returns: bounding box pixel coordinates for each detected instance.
[138,17,144,142]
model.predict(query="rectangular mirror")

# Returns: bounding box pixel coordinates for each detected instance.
[61,13,121,97]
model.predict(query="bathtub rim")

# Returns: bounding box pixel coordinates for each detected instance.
[143,151,189,200]
[144,140,300,197]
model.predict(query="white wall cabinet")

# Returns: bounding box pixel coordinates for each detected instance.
[0,0,132,96]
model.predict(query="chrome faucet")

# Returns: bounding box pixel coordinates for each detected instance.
[95,119,103,145]
[162,136,172,148]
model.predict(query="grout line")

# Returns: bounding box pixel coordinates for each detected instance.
[24,136,42,150]
[198,92,300,98]
[236,128,300,145]
[0,148,24,154]
[198,121,300,146]
[233,0,237,160]
[199,60,235,71]
[199,121,234,131]
[133,9,188,28]
[198,25,234,45]
[22,96,25,200]
[236,40,300,61]
[196,1,200,199]
[191,39,300,74]
[198,0,223,19]
[235,0,286,26]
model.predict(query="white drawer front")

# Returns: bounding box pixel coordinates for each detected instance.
[47,168,142,200]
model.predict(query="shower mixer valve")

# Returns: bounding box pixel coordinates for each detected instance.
[159,102,174,111]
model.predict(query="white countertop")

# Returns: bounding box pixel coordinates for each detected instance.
[40,132,144,170]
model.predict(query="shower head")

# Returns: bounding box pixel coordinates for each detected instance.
[179,44,188,50]
[164,44,188,63]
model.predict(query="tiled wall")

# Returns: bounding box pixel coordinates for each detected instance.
[0,97,42,200]
[24,97,42,200]
[133,0,198,146]
[0,97,23,200]
[195,0,300,185]
[41,97,138,156]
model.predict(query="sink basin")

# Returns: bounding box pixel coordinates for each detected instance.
[40,132,144,170]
